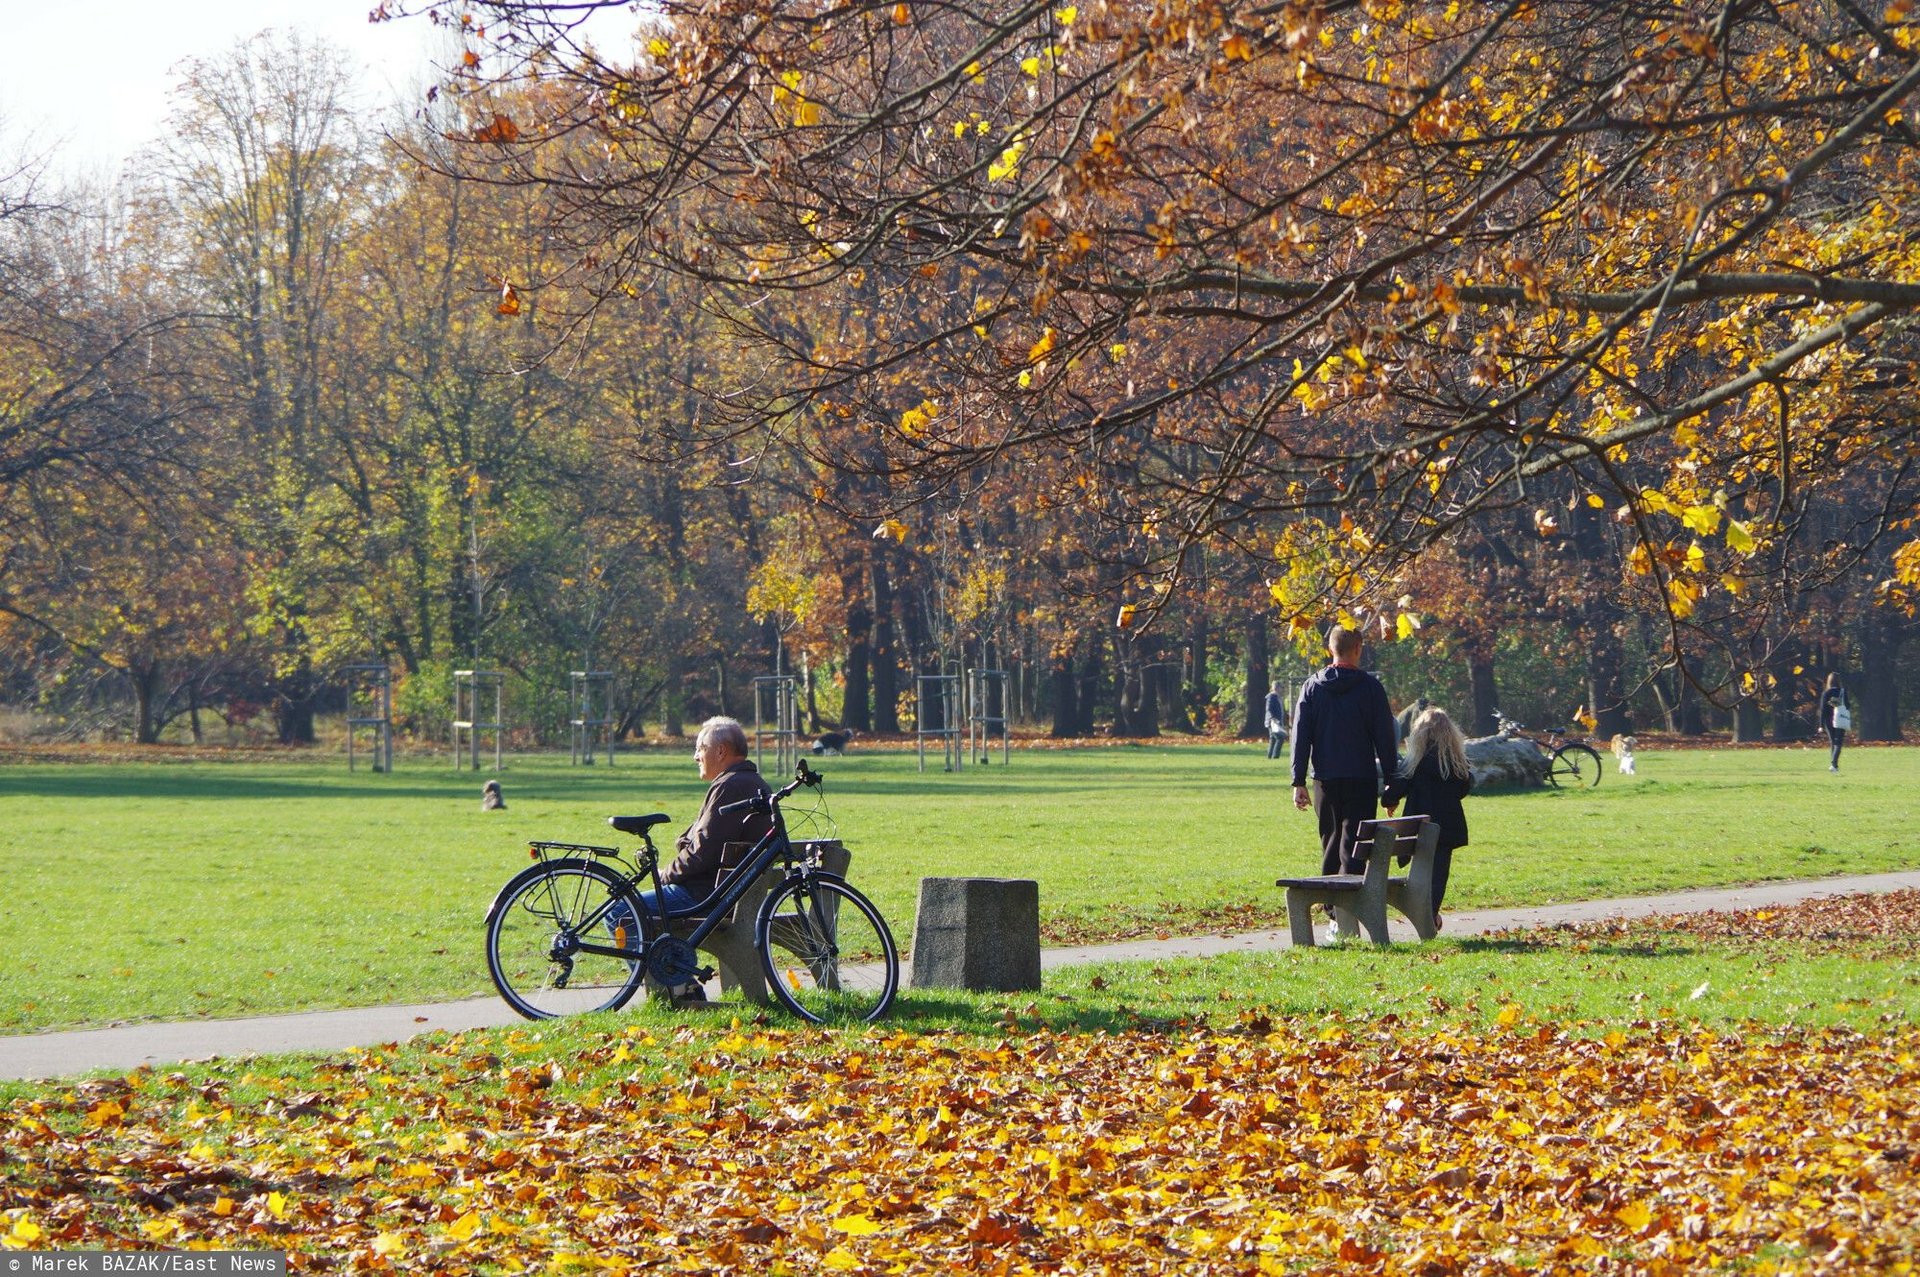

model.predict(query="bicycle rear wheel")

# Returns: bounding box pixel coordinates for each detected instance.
[486,859,650,1019]
[757,876,899,1024]
[1549,743,1603,789]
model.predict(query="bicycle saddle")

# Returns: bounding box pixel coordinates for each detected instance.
[607,813,671,836]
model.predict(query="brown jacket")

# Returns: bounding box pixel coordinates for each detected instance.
[662,759,773,901]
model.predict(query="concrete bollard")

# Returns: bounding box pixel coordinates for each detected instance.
[909,877,1042,992]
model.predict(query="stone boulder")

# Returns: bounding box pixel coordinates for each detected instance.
[1465,733,1548,788]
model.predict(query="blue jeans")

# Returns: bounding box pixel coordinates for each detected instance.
[606,883,700,940]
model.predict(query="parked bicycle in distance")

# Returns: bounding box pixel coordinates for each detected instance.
[484,759,899,1024]
[1494,710,1604,788]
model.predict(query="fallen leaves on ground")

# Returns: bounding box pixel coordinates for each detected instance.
[1491,889,1920,957]
[4,1018,1916,1272]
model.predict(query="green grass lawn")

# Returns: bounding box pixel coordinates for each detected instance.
[1,742,1914,1033]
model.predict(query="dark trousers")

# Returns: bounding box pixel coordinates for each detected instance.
[1432,845,1454,913]
[1314,778,1379,875]
[1828,727,1846,769]
[1267,730,1286,760]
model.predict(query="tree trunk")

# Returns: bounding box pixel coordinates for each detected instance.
[661,654,684,737]
[1049,634,1078,738]
[1584,619,1630,738]
[1240,611,1270,738]
[276,651,316,745]
[133,665,160,745]
[870,556,898,733]
[1183,606,1210,732]
[1856,613,1905,741]
[1076,630,1104,735]
[1732,696,1764,742]
[1769,637,1814,741]
[841,562,872,732]
[1467,650,1498,737]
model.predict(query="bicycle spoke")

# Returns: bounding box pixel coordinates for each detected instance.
[488,862,646,1019]
[760,878,897,1024]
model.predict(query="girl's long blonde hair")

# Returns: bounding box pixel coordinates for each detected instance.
[1403,706,1469,779]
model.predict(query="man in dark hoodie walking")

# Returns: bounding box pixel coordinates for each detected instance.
[1291,625,1399,875]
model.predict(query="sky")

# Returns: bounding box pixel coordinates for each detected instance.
[0,1,494,180]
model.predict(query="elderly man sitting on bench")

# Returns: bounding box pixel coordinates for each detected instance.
[608,716,771,1004]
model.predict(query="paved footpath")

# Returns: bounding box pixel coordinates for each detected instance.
[6,871,1917,1083]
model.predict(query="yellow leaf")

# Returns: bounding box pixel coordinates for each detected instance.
[1028,328,1057,363]
[447,1211,483,1242]
[267,1192,289,1221]
[1685,542,1706,573]
[1109,342,1127,360]
[1725,519,1756,553]
[1055,5,1077,23]
[823,1248,860,1271]
[1396,613,1421,641]
[141,1219,178,1241]
[874,519,908,544]
[794,99,821,127]
[1020,55,1041,76]
[1495,1004,1521,1027]
[1116,604,1138,629]
[1585,493,1605,508]
[1616,1200,1653,1231]
[892,2,910,22]
[9,1218,43,1244]
[647,37,671,58]
[211,1198,235,1218]
[988,140,1025,181]
[834,1215,884,1236]
[371,1233,405,1256]
[1682,504,1721,536]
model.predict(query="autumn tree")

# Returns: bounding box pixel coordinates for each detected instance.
[405,0,1920,710]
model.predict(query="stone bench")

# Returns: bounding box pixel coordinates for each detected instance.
[668,839,849,1005]
[909,877,1041,992]
[1276,816,1440,947]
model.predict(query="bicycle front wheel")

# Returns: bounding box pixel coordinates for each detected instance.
[757,876,899,1025]
[486,859,650,1019]
[1549,743,1603,789]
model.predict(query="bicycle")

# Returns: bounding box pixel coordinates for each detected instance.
[483,760,899,1024]
[1493,710,1603,788]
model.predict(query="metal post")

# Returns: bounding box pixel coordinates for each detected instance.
[916,672,964,772]
[967,667,1011,765]
[751,675,799,776]
[570,671,615,765]
[341,663,393,772]
[453,669,506,771]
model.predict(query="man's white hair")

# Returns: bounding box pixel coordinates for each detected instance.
[698,716,749,756]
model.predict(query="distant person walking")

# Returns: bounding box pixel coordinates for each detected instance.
[1264,680,1289,759]
[1819,673,1851,772]
[1291,625,1398,875]
[1382,706,1473,932]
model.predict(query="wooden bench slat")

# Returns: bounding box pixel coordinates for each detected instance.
[1279,818,1440,948]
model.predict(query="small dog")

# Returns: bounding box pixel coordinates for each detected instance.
[481,779,507,810]
[811,729,855,756]
[1610,735,1637,776]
